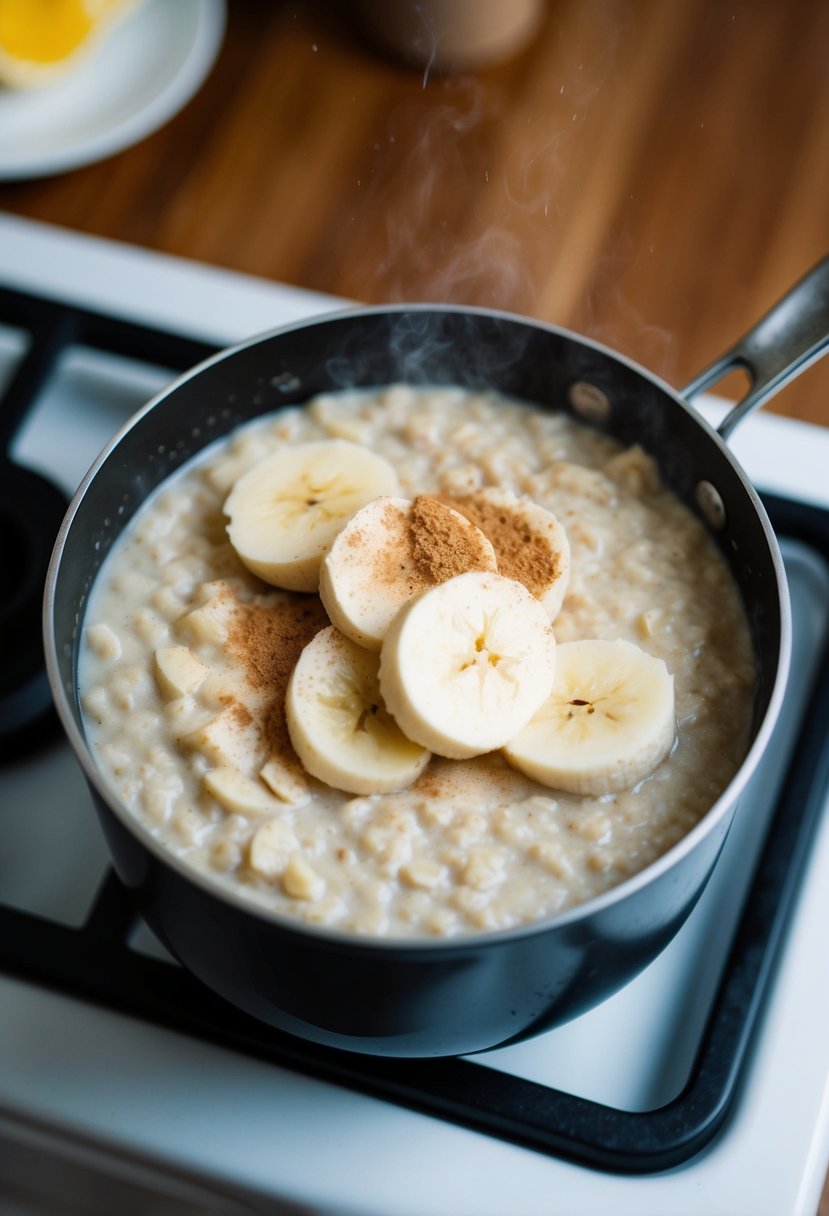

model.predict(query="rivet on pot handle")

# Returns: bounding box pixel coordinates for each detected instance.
[681,256,829,441]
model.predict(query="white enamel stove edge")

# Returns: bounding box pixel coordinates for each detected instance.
[1,212,828,1216]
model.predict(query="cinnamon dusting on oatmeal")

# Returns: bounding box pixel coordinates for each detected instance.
[226,595,329,759]
[411,755,534,804]
[439,492,560,599]
[218,694,253,730]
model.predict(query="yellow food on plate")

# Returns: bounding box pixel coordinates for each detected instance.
[0,0,137,88]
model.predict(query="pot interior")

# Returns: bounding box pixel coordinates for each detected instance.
[48,306,784,830]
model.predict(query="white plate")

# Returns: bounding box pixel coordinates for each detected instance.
[0,0,225,180]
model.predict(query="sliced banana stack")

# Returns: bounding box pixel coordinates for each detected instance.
[379,571,557,760]
[503,638,675,795]
[286,625,431,795]
[319,495,498,651]
[441,487,571,620]
[224,440,400,591]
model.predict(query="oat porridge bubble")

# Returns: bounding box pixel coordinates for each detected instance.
[80,385,756,939]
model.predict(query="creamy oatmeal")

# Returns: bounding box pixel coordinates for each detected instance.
[81,385,756,938]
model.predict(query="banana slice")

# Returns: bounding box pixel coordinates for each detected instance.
[379,571,557,760]
[286,625,431,795]
[153,646,209,700]
[224,440,400,591]
[180,707,261,771]
[503,638,675,795]
[440,488,571,620]
[319,495,498,651]
[203,767,286,816]
[259,755,309,805]
[176,596,231,647]
[248,817,298,879]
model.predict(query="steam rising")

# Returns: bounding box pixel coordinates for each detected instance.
[325,309,534,391]
[319,10,677,383]
[341,78,549,314]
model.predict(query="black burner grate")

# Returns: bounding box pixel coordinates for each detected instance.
[0,286,216,745]
[1,284,828,1173]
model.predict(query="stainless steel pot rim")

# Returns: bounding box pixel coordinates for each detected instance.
[42,302,794,954]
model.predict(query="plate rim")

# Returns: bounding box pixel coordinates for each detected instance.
[0,0,226,181]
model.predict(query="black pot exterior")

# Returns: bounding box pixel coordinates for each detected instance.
[93,776,730,1057]
[46,306,787,1057]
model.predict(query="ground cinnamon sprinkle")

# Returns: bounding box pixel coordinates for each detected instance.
[408,495,495,583]
[226,595,329,759]
[370,497,494,595]
[437,492,559,599]
[372,501,424,596]
[218,693,253,730]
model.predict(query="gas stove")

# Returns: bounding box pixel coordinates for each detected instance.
[1,213,828,1216]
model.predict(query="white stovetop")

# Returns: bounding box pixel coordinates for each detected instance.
[1,212,829,1216]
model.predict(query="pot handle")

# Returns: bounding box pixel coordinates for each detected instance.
[681,256,829,440]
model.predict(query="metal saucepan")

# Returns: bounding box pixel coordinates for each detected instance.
[44,259,829,1057]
